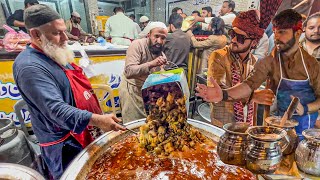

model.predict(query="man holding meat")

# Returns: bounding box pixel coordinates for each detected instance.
[119,22,168,123]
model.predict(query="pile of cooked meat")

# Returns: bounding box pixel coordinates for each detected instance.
[140,83,207,156]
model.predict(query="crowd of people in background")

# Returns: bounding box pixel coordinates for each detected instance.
[118,1,320,130]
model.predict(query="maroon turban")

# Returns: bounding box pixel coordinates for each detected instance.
[232,10,264,40]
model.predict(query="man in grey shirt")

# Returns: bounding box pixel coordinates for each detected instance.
[164,13,191,73]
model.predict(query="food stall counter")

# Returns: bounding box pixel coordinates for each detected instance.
[0,47,127,128]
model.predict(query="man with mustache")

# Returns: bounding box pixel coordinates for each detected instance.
[196,1,236,32]
[13,5,125,179]
[65,12,90,41]
[196,9,320,140]
[205,10,273,127]
[119,22,168,123]
[301,12,320,61]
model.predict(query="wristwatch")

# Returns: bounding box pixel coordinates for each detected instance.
[222,90,228,101]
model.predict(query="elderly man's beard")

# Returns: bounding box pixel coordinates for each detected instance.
[148,39,164,55]
[40,36,74,66]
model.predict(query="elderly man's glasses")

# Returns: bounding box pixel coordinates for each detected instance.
[228,29,252,44]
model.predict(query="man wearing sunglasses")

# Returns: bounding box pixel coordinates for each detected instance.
[65,12,90,41]
[197,9,320,140]
[205,10,273,127]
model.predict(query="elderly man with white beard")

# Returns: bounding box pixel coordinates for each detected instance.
[13,4,125,179]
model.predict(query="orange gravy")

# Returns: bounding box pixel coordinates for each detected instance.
[86,135,256,180]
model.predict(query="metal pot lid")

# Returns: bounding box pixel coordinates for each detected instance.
[302,128,320,142]
[0,163,45,180]
[265,116,299,128]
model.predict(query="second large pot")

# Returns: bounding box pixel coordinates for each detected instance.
[217,122,249,165]
[246,126,289,174]
[265,116,299,155]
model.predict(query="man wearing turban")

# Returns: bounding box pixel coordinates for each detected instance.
[205,10,274,127]
[119,22,168,123]
[13,4,125,179]
[197,9,320,140]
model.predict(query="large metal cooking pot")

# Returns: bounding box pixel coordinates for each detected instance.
[61,119,225,180]
[265,116,299,155]
[217,122,249,166]
[246,126,289,174]
[0,163,45,180]
[295,128,320,176]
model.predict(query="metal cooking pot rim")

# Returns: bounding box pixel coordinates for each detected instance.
[246,126,287,142]
[265,116,299,128]
[222,122,249,136]
[0,118,15,135]
[302,128,320,142]
[61,118,225,180]
[0,163,45,180]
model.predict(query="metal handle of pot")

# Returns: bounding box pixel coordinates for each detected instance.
[0,118,15,135]
[280,134,290,153]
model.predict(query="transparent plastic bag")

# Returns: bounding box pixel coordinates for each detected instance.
[3,25,30,52]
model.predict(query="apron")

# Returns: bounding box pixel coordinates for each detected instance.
[30,43,102,148]
[30,44,102,179]
[70,25,81,38]
[276,48,318,140]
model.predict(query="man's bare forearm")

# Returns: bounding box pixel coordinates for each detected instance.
[307,98,320,113]
[13,20,25,27]
[225,83,253,101]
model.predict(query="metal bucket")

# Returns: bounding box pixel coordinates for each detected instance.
[61,119,225,180]
[0,118,34,167]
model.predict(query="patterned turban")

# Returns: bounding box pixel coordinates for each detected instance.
[232,10,264,40]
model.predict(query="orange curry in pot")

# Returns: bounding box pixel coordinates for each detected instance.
[87,83,255,179]
[87,135,255,179]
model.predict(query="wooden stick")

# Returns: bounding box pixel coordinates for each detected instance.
[292,0,308,10]
[263,79,271,126]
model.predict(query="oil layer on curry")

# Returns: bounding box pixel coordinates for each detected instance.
[86,83,256,179]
